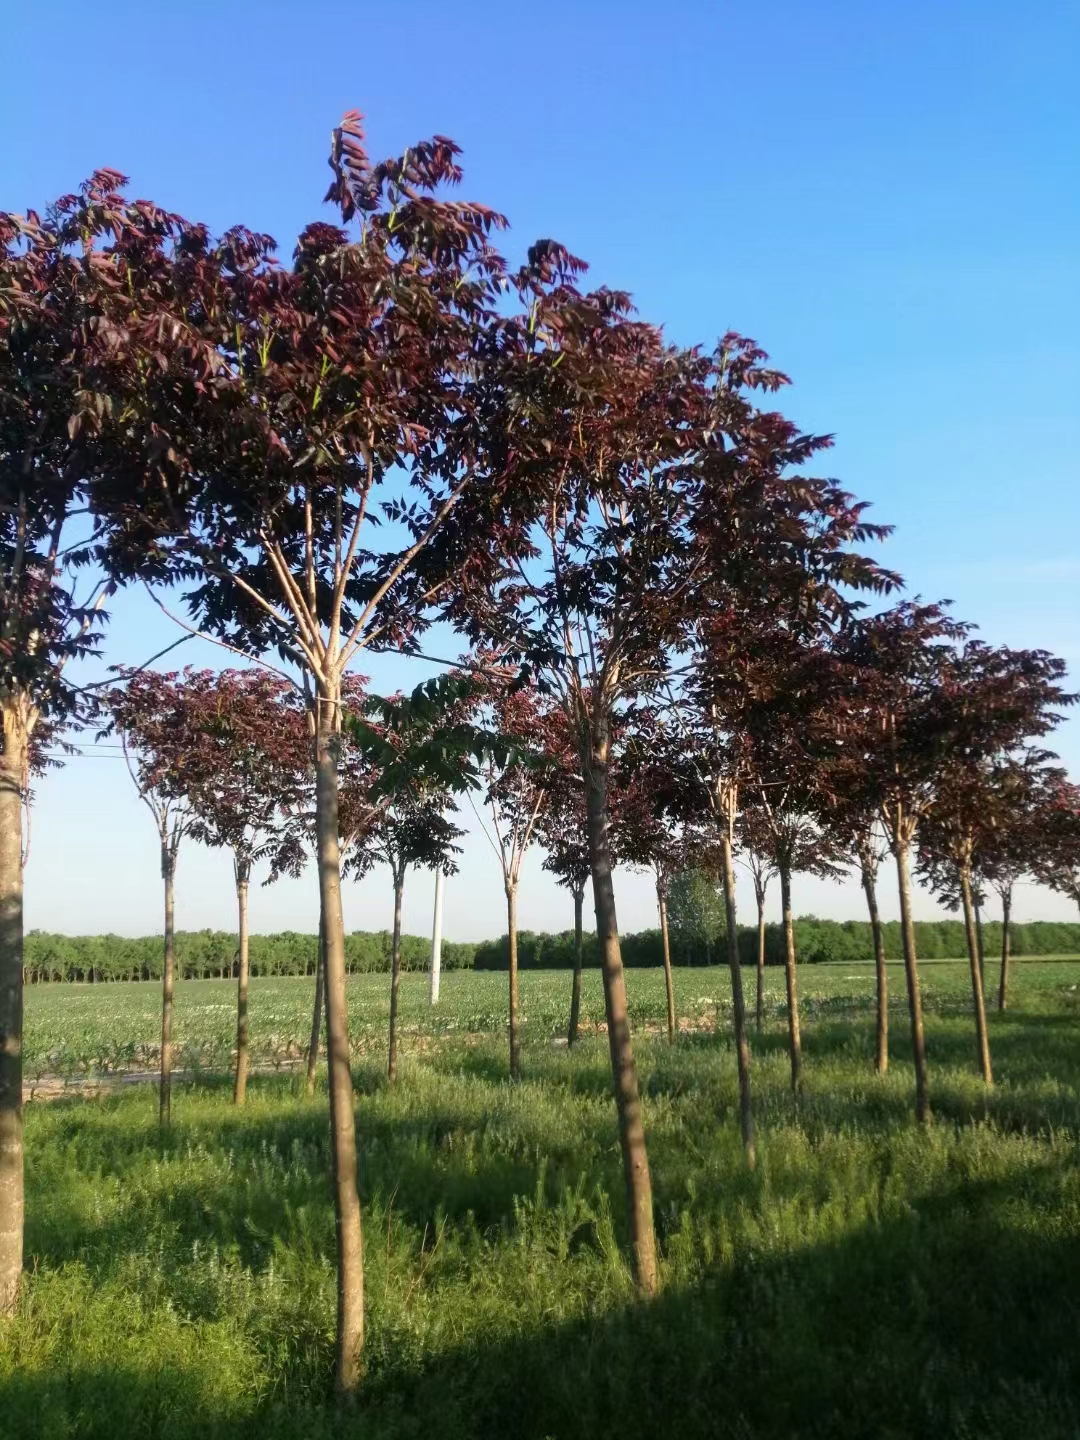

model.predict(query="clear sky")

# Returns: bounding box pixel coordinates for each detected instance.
[4,1,1078,940]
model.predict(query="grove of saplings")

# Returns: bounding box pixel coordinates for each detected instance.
[2,108,1080,1423]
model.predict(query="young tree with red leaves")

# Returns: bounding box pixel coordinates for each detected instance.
[169,669,310,1103]
[978,759,1066,1011]
[0,173,196,1313]
[736,808,777,1033]
[107,671,211,1126]
[829,812,891,1072]
[100,113,537,1389]
[1030,774,1080,924]
[830,609,1070,1114]
[536,758,592,1046]
[467,673,561,1079]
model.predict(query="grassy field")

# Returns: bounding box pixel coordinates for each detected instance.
[3,960,1080,1438]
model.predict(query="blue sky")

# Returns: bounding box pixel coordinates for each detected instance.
[4,1,1078,938]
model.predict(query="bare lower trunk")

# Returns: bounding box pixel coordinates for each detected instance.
[959,865,993,1085]
[720,831,756,1168]
[861,867,888,1074]
[507,882,521,1081]
[583,728,657,1295]
[568,887,584,1046]
[306,914,326,1095]
[233,860,251,1105]
[997,891,1011,1012]
[0,728,26,1316]
[429,867,444,1006]
[974,893,986,987]
[387,870,404,1083]
[315,698,364,1394]
[160,844,176,1128]
[779,863,801,1092]
[755,891,765,1032]
[895,840,930,1124]
[658,885,675,1044]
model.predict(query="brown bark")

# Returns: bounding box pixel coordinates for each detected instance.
[306,913,326,1096]
[315,694,365,1394]
[861,866,889,1074]
[583,721,657,1294]
[0,720,26,1316]
[959,864,993,1085]
[754,888,766,1032]
[159,843,176,1129]
[567,886,584,1046]
[658,885,675,1044]
[997,890,1012,1012]
[719,830,756,1168]
[507,882,521,1081]
[973,892,986,987]
[233,858,251,1105]
[779,861,802,1092]
[387,867,405,1083]
[894,838,931,1124]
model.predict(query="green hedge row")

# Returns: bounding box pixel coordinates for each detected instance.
[472,919,1080,970]
[23,917,1080,982]
[23,929,477,984]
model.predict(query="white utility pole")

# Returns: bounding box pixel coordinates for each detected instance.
[429,868,445,1004]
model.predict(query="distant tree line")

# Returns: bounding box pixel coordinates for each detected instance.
[23,930,477,984]
[467,919,1080,969]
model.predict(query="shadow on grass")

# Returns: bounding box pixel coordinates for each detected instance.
[6,1165,1080,1440]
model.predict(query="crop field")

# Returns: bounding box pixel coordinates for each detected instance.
[3,959,1080,1438]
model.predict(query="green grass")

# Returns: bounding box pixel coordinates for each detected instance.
[4,961,1080,1438]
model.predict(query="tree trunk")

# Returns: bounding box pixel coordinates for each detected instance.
[779,861,802,1092]
[719,830,756,1168]
[387,869,404,1083]
[583,726,657,1295]
[0,721,27,1316]
[894,839,930,1124]
[314,695,365,1394]
[658,885,675,1044]
[233,858,251,1105]
[973,892,986,987]
[568,886,584,1046]
[507,882,521,1081]
[997,889,1012,1012]
[429,867,444,1005]
[959,864,993,1085]
[160,843,176,1129]
[755,889,766,1032]
[861,866,889,1074]
[306,914,326,1096]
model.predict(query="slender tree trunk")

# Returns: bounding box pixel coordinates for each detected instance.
[583,728,657,1294]
[233,858,251,1105]
[429,867,444,1005]
[306,914,326,1096]
[894,839,930,1124]
[997,890,1012,1012]
[959,864,993,1085]
[507,881,521,1081]
[861,866,889,1074]
[314,694,364,1394]
[779,862,802,1092]
[568,886,584,1046]
[387,869,404,1083]
[658,884,675,1044]
[719,830,756,1168]
[755,888,766,1032]
[0,721,27,1316]
[160,843,177,1128]
[973,892,986,987]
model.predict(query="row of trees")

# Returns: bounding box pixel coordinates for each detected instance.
[3,109,1079,1392]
